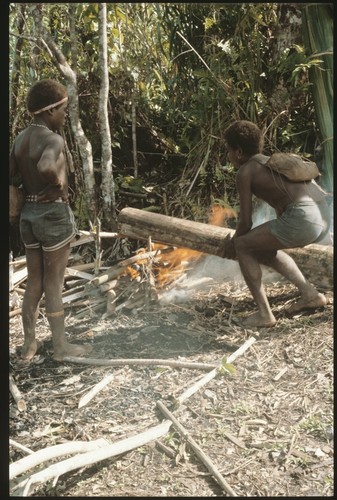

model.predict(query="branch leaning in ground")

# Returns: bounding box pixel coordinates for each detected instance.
[9,374,27,412]
[157,401,237,497]
[176,336,256,405]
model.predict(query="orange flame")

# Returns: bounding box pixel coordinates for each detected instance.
[125,204,237,288]
[208,204,237,226]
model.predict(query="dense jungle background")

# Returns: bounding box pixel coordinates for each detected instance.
[9,2,333,257]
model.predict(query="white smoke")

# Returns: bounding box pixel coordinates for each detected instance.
[251,199,276,228]
[158,197,332,305]
[158,200,281,305]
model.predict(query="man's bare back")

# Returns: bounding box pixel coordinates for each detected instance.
[238,157,327,217]
[12,126,68,202]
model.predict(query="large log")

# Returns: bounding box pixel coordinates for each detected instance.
[118,207,233,257]
[284,245,333,290]
[118,207,333,289]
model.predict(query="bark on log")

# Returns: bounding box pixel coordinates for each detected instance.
[118,207,230,257]
[284,244,333,290]
[118,208,333,289]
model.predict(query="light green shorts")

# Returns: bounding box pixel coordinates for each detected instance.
[269,200,330,247]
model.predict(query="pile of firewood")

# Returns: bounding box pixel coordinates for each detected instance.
[62,244,198,318]
[9,234,209,320]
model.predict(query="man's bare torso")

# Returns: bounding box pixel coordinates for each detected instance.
[238,158,326,215]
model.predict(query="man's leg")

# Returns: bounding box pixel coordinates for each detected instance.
[21,247,44,360]
[260,250,326,313]
[43,243,92,361]
[234,225,277,327]
[234,222,326,327]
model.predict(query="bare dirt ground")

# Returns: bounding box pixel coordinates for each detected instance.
[9,257,333,497]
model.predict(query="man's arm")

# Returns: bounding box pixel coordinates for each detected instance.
[221,165,254,260]
[36,135,67,201]
[36,135,65,188]
[234,166,254,237]
[9,143,22,186]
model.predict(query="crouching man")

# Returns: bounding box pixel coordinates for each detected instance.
[222,120,330,328]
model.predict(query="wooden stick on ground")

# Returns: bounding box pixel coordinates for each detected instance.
[65,267,94,281]
[12,267,28,288]
[100,279,118,293]
[78,373,115,409]
[176,336,256,405]
[10,308,22,318]
[72,299,106,318]
[63,356,218,371]
[13,337,256,496]
[9,439,34,456]
[10,438,109,480]
[9,374,27,412]
[157,400,237,497]
[16,421,173,496]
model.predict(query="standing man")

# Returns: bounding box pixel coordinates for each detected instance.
[222,120,330,328]
[10,78,92,361]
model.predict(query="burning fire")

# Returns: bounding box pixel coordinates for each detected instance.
[125,205,237,289]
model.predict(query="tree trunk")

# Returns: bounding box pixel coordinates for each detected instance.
[131,93,138,179]
[34,7,97,219]
[118,207,333,289]
[9,4,26,133]
[98,3,117,226]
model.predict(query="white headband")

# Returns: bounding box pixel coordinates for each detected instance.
[33,96,68,115]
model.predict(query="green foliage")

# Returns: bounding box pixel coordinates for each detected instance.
[302,4,333,192]
[9,2,329,229]
[219,357,236,376]
[299,414,332,441]
[116,175,145,193]
[72,193,91,229]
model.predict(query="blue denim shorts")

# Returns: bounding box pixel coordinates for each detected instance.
[20,201,78,252]
[269,200,331,247]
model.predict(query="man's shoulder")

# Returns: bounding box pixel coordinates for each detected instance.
[43,131,65,150]
[237,161,256,182]
[250,154,270,165]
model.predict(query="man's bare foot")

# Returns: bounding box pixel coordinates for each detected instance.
[240,312,277,329]
[53,342,93,362]
[21,340,44,361]
[286,292,327,315]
